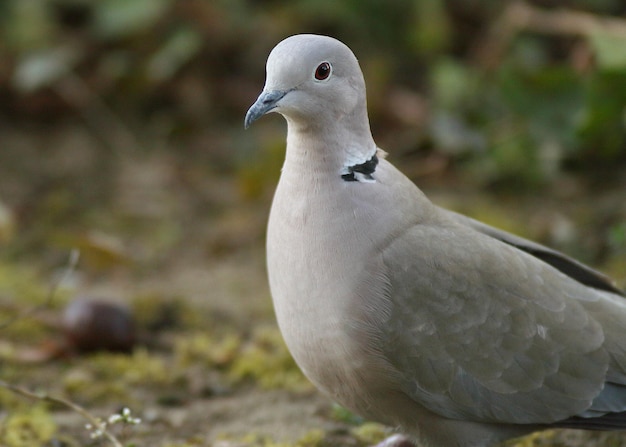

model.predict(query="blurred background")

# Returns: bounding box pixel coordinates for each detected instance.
[0,1,625,446]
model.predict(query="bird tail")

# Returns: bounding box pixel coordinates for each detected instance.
[555,412,626,430]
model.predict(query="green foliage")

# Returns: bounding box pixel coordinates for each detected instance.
[0,404,57,447]
[0,262,70,343]
[173,332,242,368]
[577,71,626,158]
[219,429,325,447]
[608,222,626,252]
[350,422,390,445]
[88,348,170,385]
[93,0,172,39]
[409,0,451,56]
[0,0,625,185]
[228,326,310,391]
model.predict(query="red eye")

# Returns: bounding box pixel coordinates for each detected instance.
[314,62,331,80]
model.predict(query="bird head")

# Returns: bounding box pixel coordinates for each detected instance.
[245,34,366,130]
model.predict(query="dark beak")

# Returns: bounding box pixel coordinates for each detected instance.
[244,89,287,129]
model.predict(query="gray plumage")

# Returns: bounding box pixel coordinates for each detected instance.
[245,34,626,447]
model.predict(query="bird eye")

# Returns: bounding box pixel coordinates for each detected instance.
[314,62,332,81]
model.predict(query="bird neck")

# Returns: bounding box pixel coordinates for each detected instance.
[283,106,377,179]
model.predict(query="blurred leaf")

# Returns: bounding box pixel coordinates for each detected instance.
[508,36,550,72]
[498,65,582,123]
[577,71,626,157]
[2,0,55,51]
[147,27,203,83]
[53,231,132,270]
[489,130,542,185]
[430,58,479,110]
[608,222,626,253]
[12,45,82,92]
[97,49,134,80]
[409,0,451,56]
[589,31,626,70]
[93,0,172,39]
[497,64,584,154]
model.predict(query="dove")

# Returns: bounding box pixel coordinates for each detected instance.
[245,34,626,447]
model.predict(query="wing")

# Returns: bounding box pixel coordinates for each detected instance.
[378,218,626,425]
[443,209,624,296]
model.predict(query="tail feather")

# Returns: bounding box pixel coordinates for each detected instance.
[557,412,626,431]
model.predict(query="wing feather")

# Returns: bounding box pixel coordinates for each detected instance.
[444,209,624,296]
[380,220,614,424]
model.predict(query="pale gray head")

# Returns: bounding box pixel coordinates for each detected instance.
[244,34,367,130]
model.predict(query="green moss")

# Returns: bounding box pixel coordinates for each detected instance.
[173,332,242,368]
[504,430,557,447]
[0,404,56,447]
[0,261,70,342]
[172,327,311,391]
[228,326,310,391]
[63,366,132,403]
[351,422,390,445]
[0,386,25,410]
[0,262,49,305]
[221,429,324,447]
[174,326,311,391]
[293,429,325,447]
[88,348,170,385]
[62,348,174,404]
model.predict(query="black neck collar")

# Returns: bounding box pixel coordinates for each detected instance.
[341,153,378,182]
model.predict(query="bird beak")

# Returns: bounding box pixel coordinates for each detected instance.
[244,89,287,129]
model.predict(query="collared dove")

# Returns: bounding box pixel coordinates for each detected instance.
[245,34,626,447]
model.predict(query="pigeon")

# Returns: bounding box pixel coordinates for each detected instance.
[245,34,626,447]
